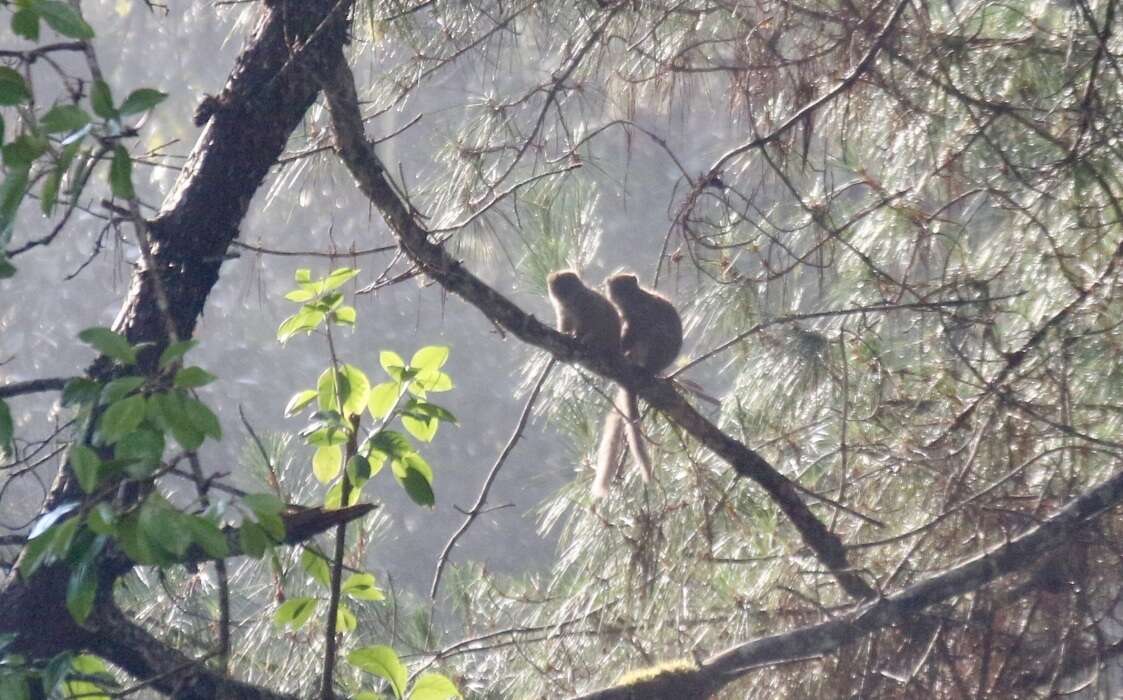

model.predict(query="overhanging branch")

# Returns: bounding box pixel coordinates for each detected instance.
[317,59,875,601]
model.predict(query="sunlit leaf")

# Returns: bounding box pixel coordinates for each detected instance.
[410,673,462,700]
[348,645,407,699]
[118,88,167,117]
[77,327,135,364]
[313,445,343,483]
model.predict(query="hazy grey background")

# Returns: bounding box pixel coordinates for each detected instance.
[1,2,734,592]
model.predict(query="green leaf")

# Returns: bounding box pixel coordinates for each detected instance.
[40,104,90,134]
[2,135,45,171]
[346,454,371,486]
[331,306,356,326]
[414,370,453,393]
[69,445,101,493]
[342,572,384,601]
[182,396,221,440]
[410,673,462,700]
[0,255,15,279]
[354,693,378,700]
[317,367,342,413]
[173,366,216,389]
[118,88,166,117]
[294,268,312,284]
[393,454,435,508]
[239,521,269,559]
[366,430,412,460]
[303,425,348,447]
[0,168,29,240]
[100,376,145,403]
[348,646,407,699]
[77,327,135,364]
[109,145,133,199]
[336,603,357,633]
[274,597,317,630]
[32,1,95,39]
[284,288,317,303]
[150,392,203,450]
[40,165,62,216]
[367,381,400,420]
[0,400,11,457]
[158,339,197,368]
[89,80,114,118]
[86,503,116,535]
[61,378,99,407]
[276,307,326,342]
[380,350,406,374]
[243,492,284,517]
[11,9,39,40]
[284,389,318,417]
[340,364,370,417]
[300,548,331,587]
[19,523,58,577]
[65,559,96,624]
[321,267,359,292]
[183,515,228,559]
[113,428,164,476]
[402,405,438,443]
[139,495,192,557]
[410,346,449,373]
[324,480,360,509]
[0,67,31,106]
[312,445,343,483]
[98,395,146,444]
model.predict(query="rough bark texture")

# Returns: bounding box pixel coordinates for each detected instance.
[0,1,351,696]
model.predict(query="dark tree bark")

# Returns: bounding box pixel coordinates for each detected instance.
[0,2,353,696]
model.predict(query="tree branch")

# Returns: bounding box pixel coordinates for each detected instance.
[317,59,875,601]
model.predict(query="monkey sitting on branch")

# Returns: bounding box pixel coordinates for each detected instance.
[592,272,683,497]
[546,269,684,497]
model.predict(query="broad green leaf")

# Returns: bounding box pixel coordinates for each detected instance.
[118,88,166,117]
[294,268,312,284]
[158,339,197,368]
[380,350,406,374]
[304,425,348,447]
[109,146,133,199]
[99,395,146,444]
[284,389,318,417]
[40,165,61,215]
[100,375,144,403]
[61,378,100,407]
[173,366,216,389]
[86,503,116,535]
[393,454,435,508]
[0,67,30,106]
[184,515,228,558]
[2,135,45,170]
[0,400,11,457]
[0,255,14,279]
[346,454,371,486]
[415,370,453,393]
[11,9,39,40]
[65,559,96,624]
[336,604,357,633]
[32,1,95,39]
[150,392,203,450]
[77,327,135,364]
[40,104,89,134]
[410,346,449,373]
[402,407,438,443]
[115,513,161,565]
[367,381,400,420]
[19,523,59,577]
[89,80,114,119]
[342,572,384,601]
[139,495,192,557]
[348,645,407,699]
[410,673,462,700]
[331,306,356,326]
[284,288,317,302]
[321,267,359,292]
[365,430,412,460]
[312,445,342,483]
[113,429,164,476]
[324,480,361,510]
[243,493,285,516]
[182,396,221,440]
[239,521,269,559]
[300,548,331,587]
[69,445,101,493]
[276,307,326,342]
[0,169,29,241]
[274,597,317,630]
[317,367,342,413]
[340,365,370,417]
[255,511,285,541]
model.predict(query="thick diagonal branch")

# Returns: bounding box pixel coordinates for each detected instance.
[318,60,875,601]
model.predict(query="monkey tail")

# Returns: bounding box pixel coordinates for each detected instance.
[622,390,652,482]
[592,388,627,498]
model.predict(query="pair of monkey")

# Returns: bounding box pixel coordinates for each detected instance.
[547,270,683,497]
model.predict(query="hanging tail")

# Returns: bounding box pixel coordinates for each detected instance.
[622,389,652,482]
[592,388,627,498]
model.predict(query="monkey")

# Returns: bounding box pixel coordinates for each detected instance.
[591,272,684,497]
[546,270,622,356]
